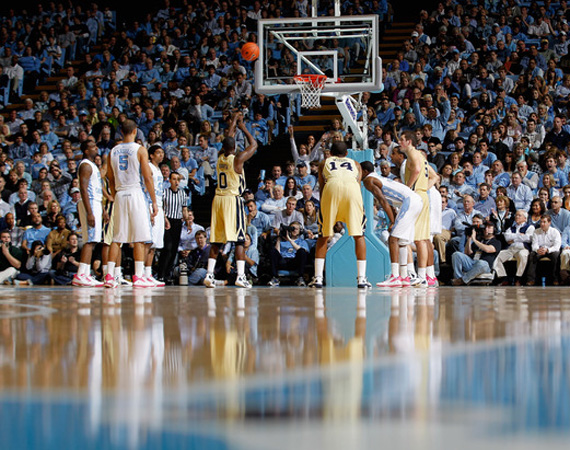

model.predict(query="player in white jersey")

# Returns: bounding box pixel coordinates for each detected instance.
[106,119,157,288]
[361,161,423,287]
[73,140,105,287]
[143,144,166,287]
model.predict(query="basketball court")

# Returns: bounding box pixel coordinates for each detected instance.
[1,285,569,449]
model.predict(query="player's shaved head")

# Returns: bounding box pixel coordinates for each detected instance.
[222,136,235,153]
[330,141,348,156]
[360,161,374,173]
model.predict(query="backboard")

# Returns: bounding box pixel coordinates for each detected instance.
[255,15,383,95]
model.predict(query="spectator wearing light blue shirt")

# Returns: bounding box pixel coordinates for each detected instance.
[547,196,570,233]
[21,213,51,253]
[506,172,534,211]
[413,96,451,141]
[474,183,496,218]
[294,163,316,190]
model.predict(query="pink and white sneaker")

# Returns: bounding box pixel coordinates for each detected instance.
[133,275,154,288]
[400,276,411,287]
[377,275,403,287]
[427,276,439,287]
[104,273,119,289]
[72,273,103,287]
[146,276,165,287]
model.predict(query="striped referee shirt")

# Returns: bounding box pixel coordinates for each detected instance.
[162,187,189,219]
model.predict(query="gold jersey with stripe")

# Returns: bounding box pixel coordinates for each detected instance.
[216,154,246,196]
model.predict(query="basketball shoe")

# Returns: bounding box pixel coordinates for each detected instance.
[376,275,402,287]
[204,273,216,288]
[104,273,118,289]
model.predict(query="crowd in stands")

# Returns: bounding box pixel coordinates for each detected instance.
[0,0,393,287]
[5,0,570,287]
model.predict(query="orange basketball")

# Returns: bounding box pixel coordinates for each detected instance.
[241,42,260,61]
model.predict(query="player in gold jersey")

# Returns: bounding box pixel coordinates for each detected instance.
[399,130,438,287]
[309,141,371,289]
[204,113,257,288]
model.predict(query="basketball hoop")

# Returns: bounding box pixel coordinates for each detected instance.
[294,74,327,109]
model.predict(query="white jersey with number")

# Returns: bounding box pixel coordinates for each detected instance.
[145,162,163,209]
[110,142,142,191]
[78,159,103,203]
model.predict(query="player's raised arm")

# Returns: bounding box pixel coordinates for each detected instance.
[234,114,258,172]
[227,111,239,138]
[138,145,157,217]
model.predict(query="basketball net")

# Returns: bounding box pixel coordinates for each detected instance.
[294,74,327,109]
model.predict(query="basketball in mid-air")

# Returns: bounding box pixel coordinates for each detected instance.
[241,42,260,61]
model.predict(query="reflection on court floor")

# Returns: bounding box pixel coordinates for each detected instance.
[0,286,569,449]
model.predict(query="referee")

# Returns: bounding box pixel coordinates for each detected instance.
[158,171,189,282]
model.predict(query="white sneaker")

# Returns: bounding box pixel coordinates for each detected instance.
[73,273,102,287]
[357,276,372,289]
[413,277,429,288]
[116,275,132,286]
[204,273,216,288]
[376,275,402,287]
[132,275,154,288]
[308,276,323,288]
[104,274,118,289]
[409,274,423,286]
[235,274,252,288]
[146,276,165,287]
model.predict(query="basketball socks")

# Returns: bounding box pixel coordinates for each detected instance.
[391,263,399,278]
[408,263,417,277]
[357,260,366,278]
[107,262,116,277]
[418,267,427,281]
[144,266,152,278]
[207,258,217,275]
[400,264,408,278]
[236,260,245,277]
[134,261,144,278]
[314,258,325,278]
[427,266,435,279]
[78,263,89,276]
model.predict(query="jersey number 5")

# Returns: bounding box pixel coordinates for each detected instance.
[119,155,128,171]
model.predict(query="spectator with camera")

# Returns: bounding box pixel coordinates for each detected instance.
[50,232,80,285]
[268,221,309,287]
[0,229,26,285]
[177,230,213,286]
[451,218,502,286]
[21,213,51,253]
[13,240,52,286]
[446,195,483,259]
[272,196,305,234]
